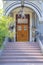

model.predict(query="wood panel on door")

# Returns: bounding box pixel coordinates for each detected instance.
[16,14,30,42]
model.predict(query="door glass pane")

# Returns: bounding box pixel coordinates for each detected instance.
[24,26,27,30]
[18,18,28,24]
[17,26,22,31]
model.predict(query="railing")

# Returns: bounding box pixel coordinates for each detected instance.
[37,32,43,53]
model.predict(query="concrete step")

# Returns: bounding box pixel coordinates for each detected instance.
[0,42,43,64]
[2,52,42,55]
[6,45,39,48]
[4,47,41,50]
[0,59,43,63]
[0,56,43,59]
[3,50,41,53]
[5,46,40,49]
[6,44,39,46]
[6,42,39,46]
[2,52,42,54]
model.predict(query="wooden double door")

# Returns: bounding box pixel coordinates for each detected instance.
[16,14,30,42]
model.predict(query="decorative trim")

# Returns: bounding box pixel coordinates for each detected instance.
[25,2,42,17]
[5,1,42,18]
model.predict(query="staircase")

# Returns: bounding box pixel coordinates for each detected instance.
[0,42,43,65]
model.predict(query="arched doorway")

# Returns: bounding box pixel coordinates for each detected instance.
[5,1,42,20]
[9,7,33,42]
[5,2,42,42]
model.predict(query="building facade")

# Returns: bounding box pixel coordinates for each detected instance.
[3,0,43,42]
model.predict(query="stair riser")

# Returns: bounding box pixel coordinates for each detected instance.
[2,54,42,56]
[4,50,41,52]
[5,47,39,49]
[0,59,43,63]
[7,44,39,45]
[4,48,40,51]
[1,56,43,58]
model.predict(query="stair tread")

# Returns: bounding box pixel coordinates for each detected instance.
[0,56,43,58]
[0,59,43,62]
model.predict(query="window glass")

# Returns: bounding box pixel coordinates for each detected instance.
[17,26,22,31]
[24,26,27,30]
[18,18,28,24]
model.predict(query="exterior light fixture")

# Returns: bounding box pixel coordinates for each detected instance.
[18,0,25,18]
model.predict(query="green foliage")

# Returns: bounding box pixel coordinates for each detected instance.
[0,9,14,47]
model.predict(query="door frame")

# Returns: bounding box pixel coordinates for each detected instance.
[16,14,30,41]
